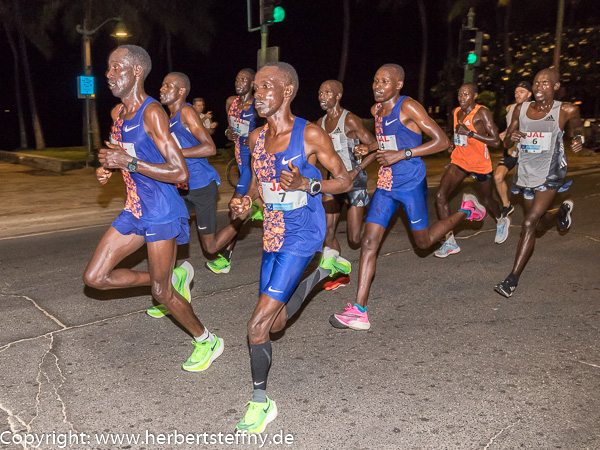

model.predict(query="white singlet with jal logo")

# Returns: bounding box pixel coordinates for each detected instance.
[261,181,307,211]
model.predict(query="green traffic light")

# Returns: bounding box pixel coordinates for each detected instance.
[467,52,477,65]
[273,6,285,22]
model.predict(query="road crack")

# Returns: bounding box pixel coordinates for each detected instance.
[483,417,521,449]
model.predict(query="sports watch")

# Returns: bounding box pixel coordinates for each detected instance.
[404,149,413,161]
[467,130,475,138]
[308,178,322,196]
[127,157,138,173]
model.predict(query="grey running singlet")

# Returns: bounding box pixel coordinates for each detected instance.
[515,101,566,188]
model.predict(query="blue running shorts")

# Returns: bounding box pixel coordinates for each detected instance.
[259,251,314,303]
[366,177,429,230]
[112,210,190,245]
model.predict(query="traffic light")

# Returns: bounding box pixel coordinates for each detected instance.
[261,0,285,25]
[458,28,478,66]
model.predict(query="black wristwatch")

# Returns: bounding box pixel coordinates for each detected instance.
[127,157,138,173]
[308,178,322,196]
[355,165,364,174]
[404,149,413,161]
[467,130,475,138]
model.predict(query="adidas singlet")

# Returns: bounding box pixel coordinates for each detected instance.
[169,104,220,190]
[253,118,325,256]
[109,97,188,224]
[515,101,566,188]
[320,109,366,189]
[374,97,424,191]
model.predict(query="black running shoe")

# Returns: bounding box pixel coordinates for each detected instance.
[557,200,573,232]
[501,203,515,218]
[494,277,517,298]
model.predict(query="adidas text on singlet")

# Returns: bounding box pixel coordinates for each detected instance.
[374,97,424,191]
[515,101,566,188]
[452,104,492,174]
[253,118,325,256]
[320,109,366,189]
[169,104,220,190]
[109,97,188,224]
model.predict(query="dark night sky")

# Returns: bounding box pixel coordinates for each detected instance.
[1,0,598,150]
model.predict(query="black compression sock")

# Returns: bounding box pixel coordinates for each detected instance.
[222,250,232,262]
[507,273,519,285]
[250,341,272,401]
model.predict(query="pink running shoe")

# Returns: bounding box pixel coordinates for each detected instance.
[460,194,486,221]
[329,303,370,330]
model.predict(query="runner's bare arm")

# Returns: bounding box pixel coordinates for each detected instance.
[230,129,260,218]
[561,103,584,153]
[180,105,217,158]
[472,108,502,148]
[504,103,526,148]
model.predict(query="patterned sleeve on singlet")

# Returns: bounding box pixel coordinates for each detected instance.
[111,114,142,218]
[374,103,393,191]
[228,98,244,166]
[253,125,285,253]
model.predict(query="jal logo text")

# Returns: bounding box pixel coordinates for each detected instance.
[269,181,281,191]
[526,132,545,138]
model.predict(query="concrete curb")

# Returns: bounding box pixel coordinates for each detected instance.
[0,150,86,173]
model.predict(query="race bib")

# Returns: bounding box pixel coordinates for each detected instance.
[329,133,343,152]
[261,181,308,211]
[110,137,137,158]
[520,132,551,154]
[229,116,250,137]
[454,133,467,147]
[378,134,398,151]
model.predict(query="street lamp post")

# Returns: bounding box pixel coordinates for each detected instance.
[75,17,128,163]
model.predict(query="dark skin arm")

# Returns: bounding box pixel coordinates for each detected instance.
[456,107,501,148]
[376,97,451,167]
[98,101,188,184]
[229,127,262,218]
[279,123,352,194]
[344,112,377,180]
[504,103,525,147]
[561,102,584,152]
[179,104,217,158]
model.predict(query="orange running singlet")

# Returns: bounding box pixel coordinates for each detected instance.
[451,104,492,174]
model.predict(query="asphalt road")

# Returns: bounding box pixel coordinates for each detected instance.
[1,169,599,449]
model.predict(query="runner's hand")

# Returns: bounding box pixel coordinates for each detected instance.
[279,161,307,191]
[354,144,370,160]
[230,196,251,219]
[96,167,112,185]
[376,150,402,167]
[572,136,583,153]
[99,141,131,170]
[455,121,470,136]
[225,128,238,141]
[509,130,527,143]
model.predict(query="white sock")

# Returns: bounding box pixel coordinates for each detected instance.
[171,272,177,285]
[322,246,340,260]
[194,329,215,342]
[447,232,456,245]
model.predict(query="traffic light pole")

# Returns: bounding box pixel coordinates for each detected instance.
[463,8,476,84]
[260,0,268,68]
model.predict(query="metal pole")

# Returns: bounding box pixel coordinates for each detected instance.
[553,0,565,71]
[260,24,268,68]
[82,23,93,165]
[463,8,476,84]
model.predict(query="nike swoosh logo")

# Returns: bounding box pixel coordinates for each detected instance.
[268,287,284,294]
[210,341,217,351]
[281,154,301,165]
[385,118,398,126]
[124,124,140,132]
[198,226,207,230]
[242,113,253,118]
[146,232,156,236]
[236,184,244,188]
[410,219,422,224]
[170,121,178,127]
[263,407,270,413]
[253,381,265,386]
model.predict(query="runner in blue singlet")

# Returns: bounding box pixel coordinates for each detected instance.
[330,64,487,332]
[83,46,223,373]
[229,62,352,434]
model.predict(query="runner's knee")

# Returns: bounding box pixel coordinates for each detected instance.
[82,268,108,290]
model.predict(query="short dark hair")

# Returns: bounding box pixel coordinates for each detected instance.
[193,98,205,104]
[463,83,478,94]
[169,72,190,96]
[116,45,152,80]
[381,64,405,82]
[263,62,299,100]
[239,68,256,78]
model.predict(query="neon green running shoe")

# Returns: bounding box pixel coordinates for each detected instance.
[235,397,278,434]
[249,201,264,221]
[206,254,231,274]
[319,254,351,276]
[146,261,194,318]
[182,335,224,372]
